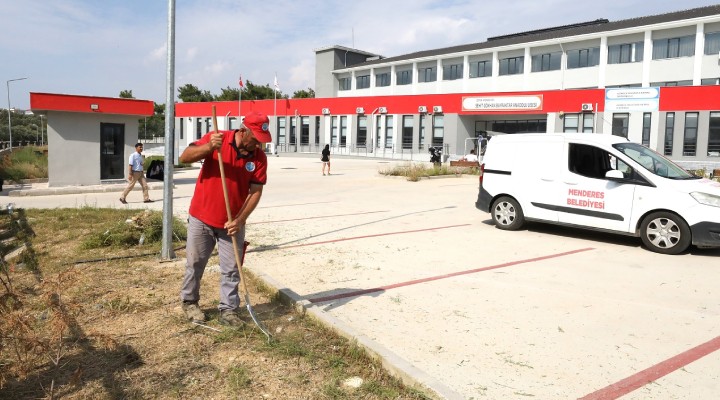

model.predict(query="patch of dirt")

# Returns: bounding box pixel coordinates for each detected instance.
[0,209,431,399]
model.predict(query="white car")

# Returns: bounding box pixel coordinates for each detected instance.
[475,133,720,254]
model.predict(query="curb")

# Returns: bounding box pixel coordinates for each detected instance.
[249,266,466,400]
[7,182,165,197]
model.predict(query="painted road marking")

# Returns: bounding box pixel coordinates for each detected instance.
[308,247,594,303]
[249,210,389,224]
[579,335,720,399]
[249,224,471,253]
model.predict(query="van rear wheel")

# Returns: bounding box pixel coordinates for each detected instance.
[491,196,525,231]
[639,211,691,255]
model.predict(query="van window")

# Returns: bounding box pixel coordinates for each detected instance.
[614,142,697,180]
[568,143,635,179]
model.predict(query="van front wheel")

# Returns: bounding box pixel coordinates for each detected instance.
[639,212,691,255]
[491,196,525,231]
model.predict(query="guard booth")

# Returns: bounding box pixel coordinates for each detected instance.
[30,93,154,187]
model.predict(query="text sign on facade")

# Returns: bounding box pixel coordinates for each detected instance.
[605,88,659,112]
[461,95,544,112]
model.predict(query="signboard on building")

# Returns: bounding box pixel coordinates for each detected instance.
[604,88,659,112]
[461,95,543,112]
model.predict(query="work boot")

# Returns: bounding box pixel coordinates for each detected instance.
[219,309,244,327]
[181,301,206,323]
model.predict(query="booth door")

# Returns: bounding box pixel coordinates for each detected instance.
[100,123,125,180]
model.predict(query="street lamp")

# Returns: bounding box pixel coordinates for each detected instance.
[30,124,39,144]
[6,77,28,150]
[39,114,44,146]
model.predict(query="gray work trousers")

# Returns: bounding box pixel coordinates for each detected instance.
[180,215,245,311]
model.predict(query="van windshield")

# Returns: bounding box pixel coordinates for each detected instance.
[613,143,698,180]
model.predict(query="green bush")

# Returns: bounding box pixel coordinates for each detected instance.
[379,162,479,182]
[0,147,48,182]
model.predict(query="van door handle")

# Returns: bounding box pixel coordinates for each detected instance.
[564,181,579,185]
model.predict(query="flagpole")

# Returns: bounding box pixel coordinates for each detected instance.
[273,72,277,117]
[238,74,245,127]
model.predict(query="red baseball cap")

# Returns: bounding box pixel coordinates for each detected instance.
[243,111,272,143]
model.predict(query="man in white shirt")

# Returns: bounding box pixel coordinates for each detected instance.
[463,148,478,162]
[120,143,153,204]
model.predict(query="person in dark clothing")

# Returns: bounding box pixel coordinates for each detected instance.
[321,144,331,175]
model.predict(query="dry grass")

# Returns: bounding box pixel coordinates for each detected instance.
[0,208,431,399]
[379,162,479,182]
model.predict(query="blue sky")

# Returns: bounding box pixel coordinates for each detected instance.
[1,0,716,109]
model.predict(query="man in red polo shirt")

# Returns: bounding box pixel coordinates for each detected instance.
[178,111,270,327]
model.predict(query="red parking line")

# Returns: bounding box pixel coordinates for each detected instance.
[249,210,389,224]
[579,335,720,400]
[308,247,594,303]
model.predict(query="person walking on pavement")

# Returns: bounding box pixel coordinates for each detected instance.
[120,143,153,204]
[321,144,331,175]
[178,111,271,327]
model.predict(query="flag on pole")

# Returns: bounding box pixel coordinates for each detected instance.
[238,74,244,89]
[273,74,280,91]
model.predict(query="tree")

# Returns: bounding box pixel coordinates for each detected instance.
[292,88,315,98]
[119,90,134,99]
[238,80,287,100]
[177,84,214,102]
[215,86,240,101]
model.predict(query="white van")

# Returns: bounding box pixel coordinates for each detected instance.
[475,133,720,254]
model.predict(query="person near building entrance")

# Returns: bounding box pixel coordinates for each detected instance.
[321,144,331,175]
[178,111,271,327]
[463,148,478,162]
[119,143,153,204]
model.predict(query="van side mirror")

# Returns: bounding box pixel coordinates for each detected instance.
[605,170,625,180]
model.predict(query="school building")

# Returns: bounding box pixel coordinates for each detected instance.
[175,5,720,170]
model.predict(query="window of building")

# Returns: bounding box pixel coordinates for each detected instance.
[339,116,347,146]
[179,118,184,140]
[385,116,394,148]
[567,47,600,68]
[397,70,412,85]
[443,63,463,80]
[376,72,390,87]
[402,116,413,149]
[301,116,310,145]
[642,113,651,146]
[491,119,546,133]
[499,56,524,75]
[562,113,594,133]
[469,60,492,78]
[339,77,351,91]
[432,115,444,147]
[683,112,698,156]
[289,117,297,145]
[531,52,561,72]
[419,66,437,83]
[196,119,202,140]
[357,116,367,147]
[375,116,382,148]
[608,42,643,64]
[331,116,338,145]
[664,113,674,156]
[612,113,629,138]
[709,112,720,156]
[652,35,695,59]
[356,75,370,89]
[701,78,720,85]
[419,114,426,149]
[704,32,720,55]
[315,116,320,145]
[650,80,693,87]
[277,117,286,145]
